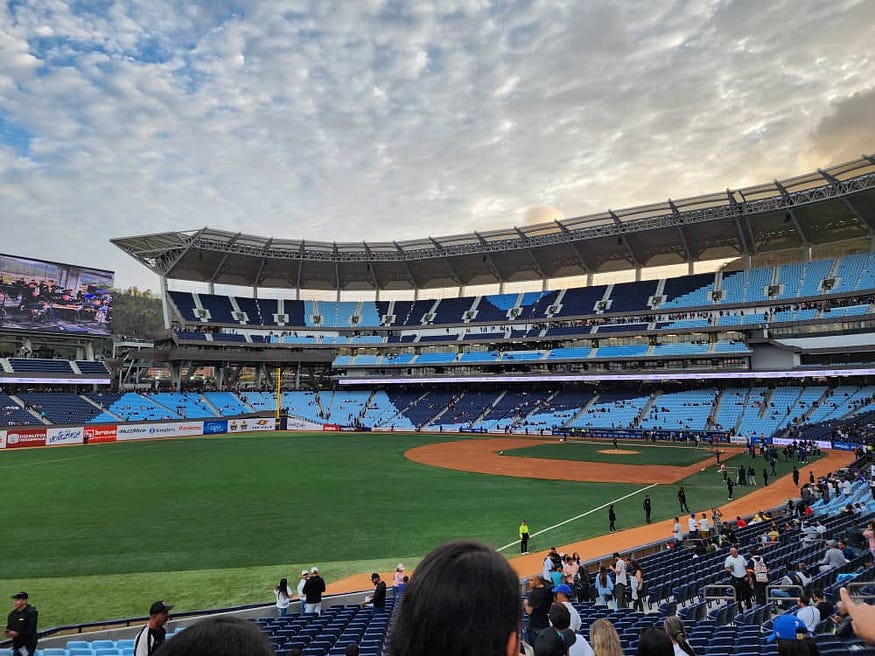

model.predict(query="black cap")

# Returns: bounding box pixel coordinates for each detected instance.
[11,592,28,600]
[149,601,173,615]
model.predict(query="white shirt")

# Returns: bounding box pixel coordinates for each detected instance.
[797,605,820,633]
[724,553,747,577]
[562,601,582,632]
[688,516,697,533]
[614,558,628,585]
[297,577,307,601]
[673,521,682,540]
[569,634,595,656]
[698,518,710,533]
[674,644,693,656]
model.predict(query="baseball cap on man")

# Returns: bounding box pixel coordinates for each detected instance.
[766,615,808,643]
[310,566,319,574]
[11,592,28,600]
[149,601,174,615]
[554,584,573,596]
[301,570,309,576]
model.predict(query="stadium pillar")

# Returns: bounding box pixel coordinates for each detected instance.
[635,268,642,282]
[541,278,548,291]
[208,282,215,294]
[688,261,694,275]
[160,276,172,330]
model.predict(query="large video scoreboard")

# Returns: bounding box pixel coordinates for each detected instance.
[0,253,114,337]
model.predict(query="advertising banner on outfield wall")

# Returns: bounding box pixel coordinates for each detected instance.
[5,427,47,448]
[285,417,324,431]
[117,422,205,441]
[228,418,275,433]
[771,436,832,450]
[0,430,5,449]
[729,435,749,445]
[84,425,117,443]
[203,420,229,435]
[46,427,84,446]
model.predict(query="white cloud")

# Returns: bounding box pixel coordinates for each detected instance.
[0,0,873,291]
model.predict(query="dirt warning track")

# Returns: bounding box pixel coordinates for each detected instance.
[404,437,724,484]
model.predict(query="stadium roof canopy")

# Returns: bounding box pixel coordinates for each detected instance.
[113,155,875,292]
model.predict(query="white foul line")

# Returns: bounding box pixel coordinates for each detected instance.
[496,483,659,553]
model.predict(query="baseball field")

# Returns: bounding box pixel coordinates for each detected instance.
[0,432,814,627]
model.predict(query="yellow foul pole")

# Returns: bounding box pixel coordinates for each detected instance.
[275,367,281,421]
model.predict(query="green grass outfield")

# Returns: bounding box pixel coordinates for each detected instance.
[0,432,803,627]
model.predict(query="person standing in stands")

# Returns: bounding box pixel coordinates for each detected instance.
[612,553,628,609]
[724,546,752,611]
[274,578,293,617]
[296,570,308,615]
[303,566,326,615]
[360,573,386,610]
[4,592,38,656]
[520,520,530,554]
[134,600,173,656]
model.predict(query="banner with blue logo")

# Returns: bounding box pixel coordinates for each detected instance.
[203,420,229,435]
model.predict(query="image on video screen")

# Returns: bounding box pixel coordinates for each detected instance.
[0,254,114,337]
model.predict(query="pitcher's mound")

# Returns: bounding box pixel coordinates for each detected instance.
[598,449,640,455]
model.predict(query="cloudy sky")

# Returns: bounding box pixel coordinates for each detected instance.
[1,0,874,293]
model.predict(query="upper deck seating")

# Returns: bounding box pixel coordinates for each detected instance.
[608,279,658,313]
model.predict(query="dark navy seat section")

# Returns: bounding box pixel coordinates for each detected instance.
[17,393,102,424]
[10,358,74,373]
[435,391,497,425]
[76,360,110,375]
[168,291,198,321]
[662,272,714,305]
[519,290,560,321]
[401,390,454,426]
[255,298,279,325]
[553,285,607,317]
[474,293,518,323]
[609,279,659,313]
[0,392,36,426]
[234,296,262,325]
[431,296,474,325]
[198,294,237,324]
[543,325,590,337]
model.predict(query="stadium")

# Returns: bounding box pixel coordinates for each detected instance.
[4,3,875,656]
[3,152,875,656]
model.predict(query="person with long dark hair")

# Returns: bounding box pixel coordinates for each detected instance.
[388,541,521,656]
[663,617,695,656]
[274,577,293,617]
[636,628,673,656]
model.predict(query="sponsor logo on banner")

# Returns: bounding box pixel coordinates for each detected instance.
[729,435,749,445]
[84,426,117,443]
[771,437,832,450]
[322,424,342,432]
[47,427,84,445]
[286,418,324,430]
[5,428,47,448]
[228,418,275,433]
[831,441,858,452]
[117,422,205,441]
[203,420,228,435]
[0,430,5,449]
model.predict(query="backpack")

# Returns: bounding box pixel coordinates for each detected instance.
[752,556,768,583]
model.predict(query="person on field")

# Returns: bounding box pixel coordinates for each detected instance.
[134,600,173,656]
[677,487,690,513]
[643,495,652,524]
[5,592,38,656]
[520,520,530,554]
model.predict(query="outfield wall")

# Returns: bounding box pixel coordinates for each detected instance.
[0,417,278,449]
